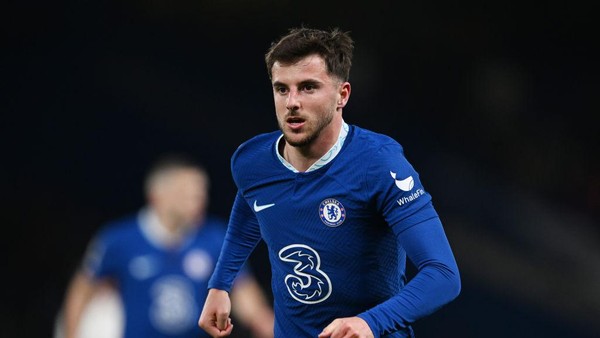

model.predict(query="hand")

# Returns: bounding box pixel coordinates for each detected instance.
[198,288,234,337]
[318,317,374,338]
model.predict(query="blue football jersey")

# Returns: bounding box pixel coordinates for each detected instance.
[83,210,229,338]
[210,124,460,337]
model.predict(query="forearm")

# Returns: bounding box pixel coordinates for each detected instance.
[63,272,98,338]
[209,192,263,291]
[231,276,274,338]
[358,218,461,336]
[358,261,460,335]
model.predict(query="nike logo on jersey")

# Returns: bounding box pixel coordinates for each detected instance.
[253,200,275,212]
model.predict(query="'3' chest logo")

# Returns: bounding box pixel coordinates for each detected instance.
[278,244,332,304]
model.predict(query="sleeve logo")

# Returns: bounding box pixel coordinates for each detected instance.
[390,171,414,191]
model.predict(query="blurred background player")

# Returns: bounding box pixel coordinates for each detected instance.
[56,154,274,338]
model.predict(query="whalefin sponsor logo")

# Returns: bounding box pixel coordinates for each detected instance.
[390,171,414,191]
[390,171,424,206]
[253,200,275,212]
[396,189,425,206]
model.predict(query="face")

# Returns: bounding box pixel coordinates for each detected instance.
[271,54,349,148]
[151,168,208,230]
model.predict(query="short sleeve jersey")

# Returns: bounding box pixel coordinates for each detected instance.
[82,211,229,338]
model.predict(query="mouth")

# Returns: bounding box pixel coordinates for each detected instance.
[286,116,306,130]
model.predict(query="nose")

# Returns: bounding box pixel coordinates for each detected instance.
[285,89,300,111]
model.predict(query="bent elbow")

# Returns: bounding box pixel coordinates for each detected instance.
[448,269,461,301]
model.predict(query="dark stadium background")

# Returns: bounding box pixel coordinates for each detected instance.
[3,1,598,337]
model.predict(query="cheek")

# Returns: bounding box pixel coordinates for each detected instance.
[274,103,288,119]
[176,196,201,213]
[274,96,287,109]
[178,203,202,222]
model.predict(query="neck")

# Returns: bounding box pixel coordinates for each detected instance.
[283,117,343,172]
[156,212,188,245]
[141,208,188,249]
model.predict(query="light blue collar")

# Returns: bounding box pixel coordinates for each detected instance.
[276,121,349,173]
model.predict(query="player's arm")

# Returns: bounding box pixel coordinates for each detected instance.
[62,271,103,338]
[357,211,461,336]
[210,191,263,289]
[320,214,460,338]
[199,191,263,336]
[199,288,234,337]
[63,225,119,338]
[230,274,274,338]
[200,273,274,338]
[321,211,460,332]
[348,143,460,335]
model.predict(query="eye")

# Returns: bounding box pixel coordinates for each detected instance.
[274,85,288,95]
[302,83,317,92]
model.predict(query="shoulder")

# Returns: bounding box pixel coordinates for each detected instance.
[81,213,140,268]
[231,131,281,166]
[193,215,229,249]
[346,125,405,162]
[230,131,284,188]
[95,213,140,243]
[343,125,422,188]
[352,125,402,146]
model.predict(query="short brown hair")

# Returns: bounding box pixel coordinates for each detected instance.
[265,26,354,82]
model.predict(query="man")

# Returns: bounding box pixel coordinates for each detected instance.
[61,154,274,338]
[199,27,461,338]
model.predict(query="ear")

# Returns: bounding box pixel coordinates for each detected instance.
[337,82,351,108]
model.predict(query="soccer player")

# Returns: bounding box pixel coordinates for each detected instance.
[198,27,461,338]
[61,154,274,338]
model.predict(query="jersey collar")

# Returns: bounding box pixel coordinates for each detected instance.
[138,208,192,249]
[276,120,349,173]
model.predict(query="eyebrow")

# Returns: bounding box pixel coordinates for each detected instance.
[272,79,322,88]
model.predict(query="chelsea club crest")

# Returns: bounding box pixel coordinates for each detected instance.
[319,198,346,227]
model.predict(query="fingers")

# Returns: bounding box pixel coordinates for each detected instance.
[318,317,374,338]
[199,315,233,337]
[215,318,233,337]
[318,319,337,338]
[198,305,232,337]
[216,312,230,331]
[198,289,234,337]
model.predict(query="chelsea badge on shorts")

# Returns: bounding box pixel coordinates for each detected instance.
[319,198,346,227]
